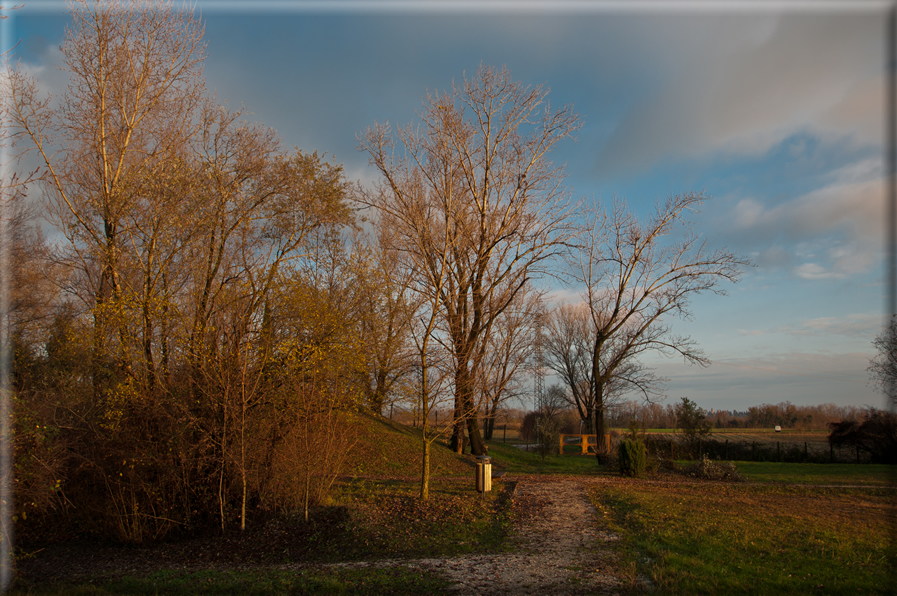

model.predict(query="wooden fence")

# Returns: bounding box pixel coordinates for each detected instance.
[559,434,611,455]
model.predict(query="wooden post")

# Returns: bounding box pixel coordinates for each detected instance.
[559,434,564,456]
[503,423,506,443]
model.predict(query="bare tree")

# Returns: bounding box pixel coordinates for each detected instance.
[576,193,751,461]
[480,288,539,440]
[544,301,663,434]
[359,65,581,456]
[868,316,897,407]
[543,303,596,432]
[363,177,456,499]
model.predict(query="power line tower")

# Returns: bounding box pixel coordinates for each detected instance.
[532,308,545,414]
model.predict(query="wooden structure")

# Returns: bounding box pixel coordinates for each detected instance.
[559,433,611,455]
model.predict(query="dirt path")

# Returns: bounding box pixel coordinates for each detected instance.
[331,477,626,595]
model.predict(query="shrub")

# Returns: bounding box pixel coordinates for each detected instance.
[536,416,561,462]
[682,455,744,482]
[618,438,647,477]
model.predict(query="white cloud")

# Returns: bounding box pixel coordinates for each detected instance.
[595,13,883,175]
[818,74,884,148]
[732,198,765,228]
[721,159,883,278]
[544,287,583,307]
[737,328,766,337]
[12,41,69,101]
[736,312,881,339]
[801,313,881,336]
[794,263,842,280]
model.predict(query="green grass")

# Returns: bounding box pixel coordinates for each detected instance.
[735,462,896,486]
[328,477,512,560]
[12,567,451,595]
[486,440,608,475]
[343,414,475,478]
[590,480,895,595]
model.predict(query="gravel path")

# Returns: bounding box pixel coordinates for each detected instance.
[334,477,625,595]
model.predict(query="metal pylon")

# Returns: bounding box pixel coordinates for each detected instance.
[533,308,545,413]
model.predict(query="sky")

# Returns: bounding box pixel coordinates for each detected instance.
[3,0,892,412]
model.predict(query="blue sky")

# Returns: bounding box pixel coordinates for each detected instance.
[4,0,891,411]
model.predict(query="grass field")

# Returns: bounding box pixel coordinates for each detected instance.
[590,479,895,594]
[736,462,895,486]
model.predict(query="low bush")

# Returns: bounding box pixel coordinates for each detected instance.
[618,438,647,477]
[535,416,561,462]
[681,455,744,482]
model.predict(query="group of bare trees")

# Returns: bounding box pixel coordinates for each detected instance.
[3,1,753,537]
[359,70,750,467]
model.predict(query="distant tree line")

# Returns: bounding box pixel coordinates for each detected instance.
[604,399,876,432]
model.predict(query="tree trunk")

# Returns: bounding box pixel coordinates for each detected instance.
[450,398,465,453]
[142,288,156,396]
[240,379,247,532]
[371,369,388,415]
[452,363,488,455]
[582,414,594,435]
[591,334,607,463]
[420,439,430,500]
[466,414,487,456]
[593,385,606,463]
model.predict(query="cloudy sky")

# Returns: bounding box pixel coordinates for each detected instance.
[4,0,891,411]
